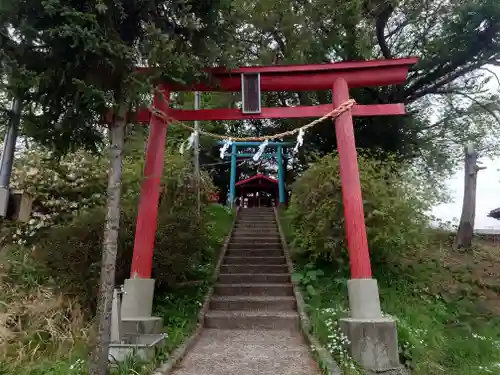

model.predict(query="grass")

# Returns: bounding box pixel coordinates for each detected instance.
[154,204,235,353]
[0,203,234,375]
[280,210,500,375]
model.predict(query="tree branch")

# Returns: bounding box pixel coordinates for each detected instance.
[407,59,494,102]
[478,67,500,88]
[375,3,395,59]
[434,88,500,126]
[405,24,499,101]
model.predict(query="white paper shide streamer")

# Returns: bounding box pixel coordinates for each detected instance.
[219,138,233,159]
[252,139,269,161]
[293,128,305,154]
[179,130,198,154]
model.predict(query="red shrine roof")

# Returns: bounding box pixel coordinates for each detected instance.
[236,174,278,187]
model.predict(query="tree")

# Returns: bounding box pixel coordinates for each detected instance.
[455,143,486,249]
[1,1,238,374]
[228,0,500,179]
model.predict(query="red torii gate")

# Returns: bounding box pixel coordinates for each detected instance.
[119,57,417,371]
[128,57,417,281]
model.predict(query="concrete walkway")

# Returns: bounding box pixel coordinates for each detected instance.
[171,329,319,375]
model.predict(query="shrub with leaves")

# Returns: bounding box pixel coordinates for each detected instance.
[2,144,108,246]
[28,149,216,311]
[287,152,439,268]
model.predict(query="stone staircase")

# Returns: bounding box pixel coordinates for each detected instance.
[168,207,320,375]
[205,207,299,330]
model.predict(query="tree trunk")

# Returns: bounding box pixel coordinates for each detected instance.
[194,91,201,217]
[89,104,127,375]
[455,144,485,249]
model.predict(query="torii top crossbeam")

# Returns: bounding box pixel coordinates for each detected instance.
[128,57,418,123]
[141,57,417,92]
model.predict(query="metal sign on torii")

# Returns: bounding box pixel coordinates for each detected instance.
[110,56,418,372]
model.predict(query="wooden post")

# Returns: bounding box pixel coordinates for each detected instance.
[455,143,486,249]
[332,78,372,279]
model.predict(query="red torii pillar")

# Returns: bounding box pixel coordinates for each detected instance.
[120,88,170,319]
[332,77,383,319]
[333,78,399,371]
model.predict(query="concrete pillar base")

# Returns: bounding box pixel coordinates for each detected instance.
[347,278,382,319]
[340,317,401,372]
[0,187,9,217]
[121,278,155,318]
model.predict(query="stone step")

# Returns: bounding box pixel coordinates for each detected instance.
[232,229,280,235]
[229,236,281,243]
[232,230,280,235]
[239,213,274,216]
[238,219,275,223]
[218,273,291,284]
[210,296,296,311]
[238,212,274,219]
[240,207,274,212]
[238,214,275,217]
[229,242,282,250]
[226,248,283,257]
[223,256,286,265]
[238,218,275,221]
[220,264,289,274]
[214,283,293,296]
[237,223,276,227]
[234,223,277,229]
[231,234,280,239]
[204,310,299,330]
[235,217,275,221]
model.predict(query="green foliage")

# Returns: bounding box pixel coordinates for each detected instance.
[29,152,216,310]
[2,145,108,247]
[228,0,500,178]
[281,207,500,375]
[287,152,438,267]
[292,262,324,298]
[1,203,234,373]
[1,0,239,154]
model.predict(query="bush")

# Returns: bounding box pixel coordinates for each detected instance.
[287,152,437,269]
[31,151,216,312]
[32,206,133,312]
[152,154,215,288]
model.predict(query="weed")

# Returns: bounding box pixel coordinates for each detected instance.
[281,210,500,375]
[1,204,233,375]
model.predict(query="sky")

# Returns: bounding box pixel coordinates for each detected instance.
[432,157,500,229]
[431,65,500,230]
